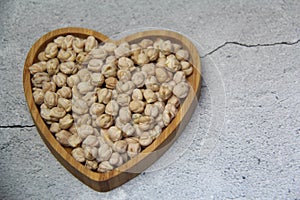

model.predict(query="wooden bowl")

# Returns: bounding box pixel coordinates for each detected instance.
[23,27,201,192]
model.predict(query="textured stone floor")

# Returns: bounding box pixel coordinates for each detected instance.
[1,0,299,199]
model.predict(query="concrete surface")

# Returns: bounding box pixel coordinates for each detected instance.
[1,0,300,199]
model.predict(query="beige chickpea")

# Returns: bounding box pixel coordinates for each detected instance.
[59,61,77,75]
[117,70,131,82]
[154,101,165,113]
[85,36,98,52]
[130,43,141,54]
[139,132,153,146]
[40,107,52,121]
[50,107,66,119]
[77,82,94,95]
[113,140,127,154]
[77,68,91,82]
[105,55,117,64]
[117,57,134,71]
[132,71,146,88]
[59,114,73,130]
[149,125,162,139]
[29,61,47,74]
[153,38,163,49]
[61,35,74,50]
[57,49,76,62]
[116,81,135,95]
[156,57,167,68]
[89,103,105,116]
[115,117,125,129]
[162,110,171,126]
[155,67,169,83]
[129,100,145,113]
[116,93,131,107]
[90,73,105,87]
[172,43,182,52]
[105,100,119,116]
[105,77,118,89]
[55,130,72,147]
[97,88,112,104]
[49,122,61,133]
[145,47,159,61]
[96,114,114,128]
[165,54,181,72]
[69,124,78,135]
[167,95,180,107]
[118,107,131,124]
[158,85,172,101]
[72,147,86,163]
[144,104,159,118]
[82,135,99,147]
[109,152,123,166]
[32,88,44,105]
[84,147,96,162]
[108,126,122,142]
[57,98,72,112]
[72,99,89,115]
[173,82,189,99]
[143,89,157,103]
[72,37,85,53]
[66,74,80,88]
[176,49,189,61]
[103,42,117,54]
[82,92,97,106]
[181,61,193,76]
[132,89,143,101]
[76,51,89,64]
[67,134,82,148]
[145,76,160,92]
[75,113,91,126]
[85,160,98,170]
[121,123,135,137]
[127,142,141,158]
[165,103,178,118]
[161,40,173,55]
[114,45,131,58]
[77,124,94,139]
[136,116,154,131]
[46,58,59,75]
[91,47,107,60]
[139,39,153,48]
[156,114,165,128]
[44,91,58,108]
[97,161,114,172]
[101,63,117,78]
[97,143,112,162]
[42,81,56,93]
[31,72,50,88]
[44,42,58,58]
[137,52,149,65]
[57,86,72,99]
[87,59,103,72]
[38,51,48,61]
[53,72,67,87]
[53,36,65,48]
[173,71,186,84]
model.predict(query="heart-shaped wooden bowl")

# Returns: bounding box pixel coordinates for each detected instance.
[23,27,201,192]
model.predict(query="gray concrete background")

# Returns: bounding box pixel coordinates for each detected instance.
[1,0,300,199]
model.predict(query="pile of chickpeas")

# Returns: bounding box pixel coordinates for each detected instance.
[29,34,193,172]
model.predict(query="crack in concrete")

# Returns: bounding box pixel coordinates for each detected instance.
[201,39,300,58]
[0,124,35,129]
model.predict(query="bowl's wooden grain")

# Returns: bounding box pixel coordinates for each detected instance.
[23,27,201,192]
